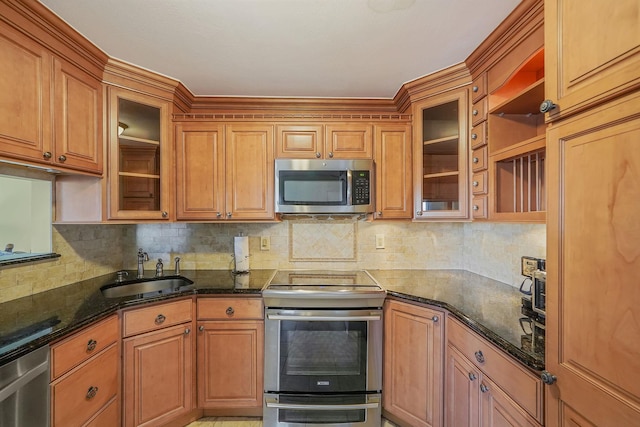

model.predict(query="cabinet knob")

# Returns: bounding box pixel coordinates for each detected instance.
[474,350,485,363]
[57,155,67,162]
[161,211,168,218]
[377,211,382,216]
[86,386,99,400]
[540,99,557,113]
[480,383,489,393]
[155,314,166,325]
[216,212,222,218]
[468,372,477,381]
[473,181,479,187]
[471,133,478,140]
[473,157,479,164]
[86,339,97,352]
[198,325,205,332]
[473,205,479,211]
[184,328,191,335]
[541,371,557,385]
[472,109,478,116]
[472,86,479,93]
[43,151,52,160]
[226,306,235,316]
[315,152,321,158]
[328,152,334,158]
[431,315,439,323]
[226,212,232,218]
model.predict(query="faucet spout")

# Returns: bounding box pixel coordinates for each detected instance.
[137,248,149,279]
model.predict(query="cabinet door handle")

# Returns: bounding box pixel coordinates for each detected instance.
[57,155,67,162]
[226,212,232,218]
[161,211,168,218]
[198,325,205,332]
[184,328,191,335]
[473,181,479,187]
[315,152,321,158]
[540,99,557,113]
[226,306,235,316]
[431,315,439,323]
[468,372,477,381]
[472,109,478,116]
[216,212,222,218]
[480,383,489,393]
[328,152,334,158]
[377,211,382,216]
[86,339,97,352]
[43,151,52,160]
[474,350,485,363]
[155,314,166,325]
[473,157,479,163]
[541,371,557,385]
[472,86,479,93]
[86,386,99,400]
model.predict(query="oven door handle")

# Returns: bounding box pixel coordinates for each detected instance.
[264,397,380,410]
[267,314,381,322]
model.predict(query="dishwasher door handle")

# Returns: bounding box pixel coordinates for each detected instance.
[267,314,381,322]
[0,360,48,403]
[264,396,380,411]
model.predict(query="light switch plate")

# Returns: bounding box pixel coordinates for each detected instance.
[375,234,385,249]
[260,236,270,251]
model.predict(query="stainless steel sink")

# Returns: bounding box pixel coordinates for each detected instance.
[100,276,194,299]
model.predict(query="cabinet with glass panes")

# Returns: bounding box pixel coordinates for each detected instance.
[413,89,469,220]
[108,87,171,220]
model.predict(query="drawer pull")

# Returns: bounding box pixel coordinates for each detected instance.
[86,339,97,352]
[473,157,479,163]
[226,307,235,316]
[472,86,479,93]
[473,109,479,116]
[471,133,478,140]
[473,205,479,211]
[184,328,191,335]
[473,181,479,187]
[155,314,166,325]
[468,372,477,381]
[198,325,205,332]
[480,383,489,393]
[474,350,485,363]
[86,386,99,400]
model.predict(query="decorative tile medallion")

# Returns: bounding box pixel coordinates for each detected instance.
[289,220,357,261]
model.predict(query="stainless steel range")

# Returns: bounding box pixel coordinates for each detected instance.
[262,270,386,427]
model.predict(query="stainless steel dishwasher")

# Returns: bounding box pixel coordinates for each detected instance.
[0,345,50,427]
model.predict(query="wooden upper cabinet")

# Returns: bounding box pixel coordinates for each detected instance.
[374,123,412,219]
[53,58,103,174]
[275,124,323,158]
[325,123,373,159]
[108,87,172,220]
[0,27,102,174]
[545,0,640,120]
[175,122,225,220]
[225,124,275,220]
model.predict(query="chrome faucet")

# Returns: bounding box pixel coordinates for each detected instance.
[137,248,149,278]
[155,258,164,277]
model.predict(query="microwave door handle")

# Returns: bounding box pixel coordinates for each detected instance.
[267,314,381,322]
[265,397,380,411]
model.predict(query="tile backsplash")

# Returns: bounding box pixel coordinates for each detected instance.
[0,220,545,304]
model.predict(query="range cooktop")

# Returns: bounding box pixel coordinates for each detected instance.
[262,270,386,308]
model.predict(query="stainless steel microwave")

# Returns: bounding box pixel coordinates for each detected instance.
[275,159,375,214]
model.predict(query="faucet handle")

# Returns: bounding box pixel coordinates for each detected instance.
[116,270,129,283]
[174,257,181,275]
[155,258,164,277]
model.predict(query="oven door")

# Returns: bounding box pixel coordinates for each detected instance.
[264,393,381,427]
[264,309,383,394]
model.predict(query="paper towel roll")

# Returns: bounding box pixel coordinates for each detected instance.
[233,235,250,273]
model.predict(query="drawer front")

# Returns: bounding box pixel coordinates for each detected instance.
[472,196,488,219]
[51,315,118,380]
[471,97,487,127]
[472,171,488,195]
[471,73,487,104]
[447,317,542,422]
[52,344,118,427]
[85,397,119,427]
[123,298,193,337]
[197,297,263,320]
[470,121,487,150]
[472,146,488,172]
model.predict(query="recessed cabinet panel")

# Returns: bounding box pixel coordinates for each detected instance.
[414,91,469,219]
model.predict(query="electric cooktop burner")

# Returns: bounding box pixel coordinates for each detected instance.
[262,270,386,308]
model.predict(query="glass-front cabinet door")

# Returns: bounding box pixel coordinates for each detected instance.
[108,87,171,220]
[413,89,469,219]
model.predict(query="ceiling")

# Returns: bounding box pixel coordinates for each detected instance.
[39,0,521,99]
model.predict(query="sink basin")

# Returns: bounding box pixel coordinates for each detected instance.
[100,276,194,299]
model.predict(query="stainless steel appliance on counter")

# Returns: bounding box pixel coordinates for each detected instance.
[275,159,374,214]
[0,345,50,427]
[262,270,386,427]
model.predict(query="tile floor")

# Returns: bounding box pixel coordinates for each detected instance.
[186,417,398,427]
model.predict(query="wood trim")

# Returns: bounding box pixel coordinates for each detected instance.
[402,62,471,104]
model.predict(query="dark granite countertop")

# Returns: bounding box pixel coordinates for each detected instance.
[0,268,543,371]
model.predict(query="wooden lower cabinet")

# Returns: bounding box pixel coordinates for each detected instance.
[445,317,542,427]
[122,300,195,427]
[383,299,444,427]
[50,315,120,427]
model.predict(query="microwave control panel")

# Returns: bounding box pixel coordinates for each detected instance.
[352,171,370,205]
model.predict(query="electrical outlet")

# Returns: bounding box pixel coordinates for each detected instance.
[260,236,270,251]
[375,234,385,249]
[521,256,540,278]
